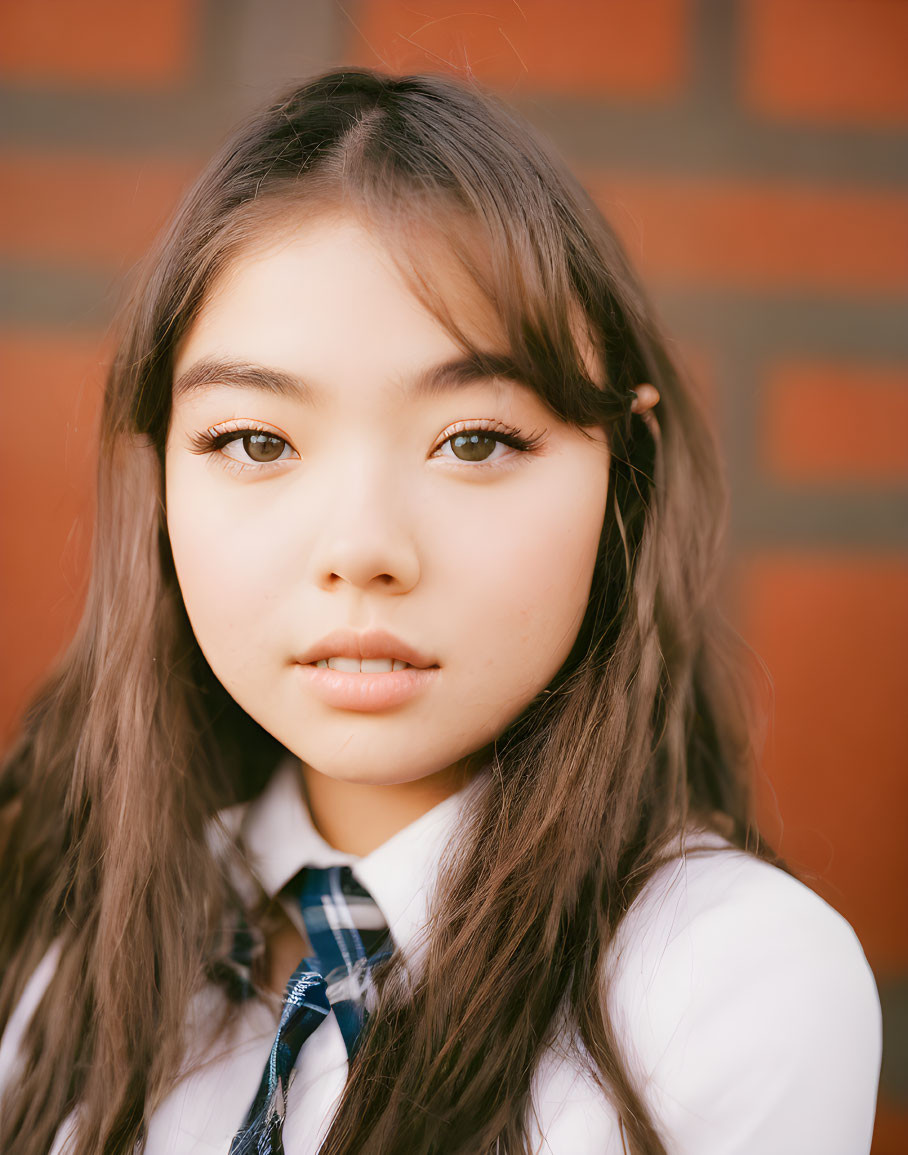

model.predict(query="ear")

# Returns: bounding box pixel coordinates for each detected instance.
[630,384,660,415]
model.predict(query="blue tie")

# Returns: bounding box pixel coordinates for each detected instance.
[229,865,393,1155]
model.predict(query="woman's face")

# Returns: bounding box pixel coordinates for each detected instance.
[166,215,611,788]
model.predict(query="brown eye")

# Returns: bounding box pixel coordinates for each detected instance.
[449,432,500,462]
[242,432,288,462]
[191,424,299,468]
[435,424,540,467]
[216,429,296,465]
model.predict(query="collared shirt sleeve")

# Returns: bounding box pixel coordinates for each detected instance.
[606,848,882,1155]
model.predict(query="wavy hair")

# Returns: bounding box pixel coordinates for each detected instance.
[0,68,788,1154]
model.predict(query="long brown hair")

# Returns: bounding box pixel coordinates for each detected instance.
[0,68,789,1154]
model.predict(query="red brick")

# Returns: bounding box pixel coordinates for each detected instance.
[873,1106,908,1155]
[588,173,908,292]
[0,332,108,743]
[743,0,908,127]
[735,554,908,970]
[0,153,199,267]
[0,0,198,90]
[763,362,908,483]
[345,0,689,98]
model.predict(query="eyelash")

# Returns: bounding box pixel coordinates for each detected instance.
[188,419,546,473]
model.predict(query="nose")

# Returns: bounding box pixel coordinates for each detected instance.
[308,454,421,594]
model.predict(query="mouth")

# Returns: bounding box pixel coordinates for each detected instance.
[307,657,438,673]
[297,659,440,712]
[295,628,437,671]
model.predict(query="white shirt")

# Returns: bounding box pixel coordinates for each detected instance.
[0,758,883,1153]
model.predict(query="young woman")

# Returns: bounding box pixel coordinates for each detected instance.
[0,68,881,1155]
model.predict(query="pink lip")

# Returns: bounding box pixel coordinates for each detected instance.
[295,663,439,712]
[295,627,438,670]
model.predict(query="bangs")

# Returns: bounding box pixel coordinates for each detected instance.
[351,170,631,434]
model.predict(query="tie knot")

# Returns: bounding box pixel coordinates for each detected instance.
[289,864,392,965]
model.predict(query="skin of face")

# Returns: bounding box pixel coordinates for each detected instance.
[165,214,612,850]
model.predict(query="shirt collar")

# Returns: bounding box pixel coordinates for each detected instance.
[241,756,488,964]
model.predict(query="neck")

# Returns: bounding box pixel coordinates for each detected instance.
[299,751,488,855]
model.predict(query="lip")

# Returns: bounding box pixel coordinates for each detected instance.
[294,628,438,670]
[296,662,439,712]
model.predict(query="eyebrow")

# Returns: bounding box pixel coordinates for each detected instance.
[172,351,526,403]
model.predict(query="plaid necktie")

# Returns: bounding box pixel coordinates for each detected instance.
[229,865,393,1155]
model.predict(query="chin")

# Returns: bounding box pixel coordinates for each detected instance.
[292,740,470,788]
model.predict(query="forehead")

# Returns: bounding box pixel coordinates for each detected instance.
[175,212,509,380]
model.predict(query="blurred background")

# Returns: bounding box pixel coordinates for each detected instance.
[0,0,905,1147]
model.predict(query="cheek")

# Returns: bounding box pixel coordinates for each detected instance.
[442,462,608,676]
[165,461,287,664]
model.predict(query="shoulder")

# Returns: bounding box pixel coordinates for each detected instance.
[609,833,877,981]
[604,838,882,1154]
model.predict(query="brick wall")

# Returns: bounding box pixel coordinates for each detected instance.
[1,1,906,1147]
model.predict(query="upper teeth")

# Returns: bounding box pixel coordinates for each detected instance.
[315,657,412,672]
